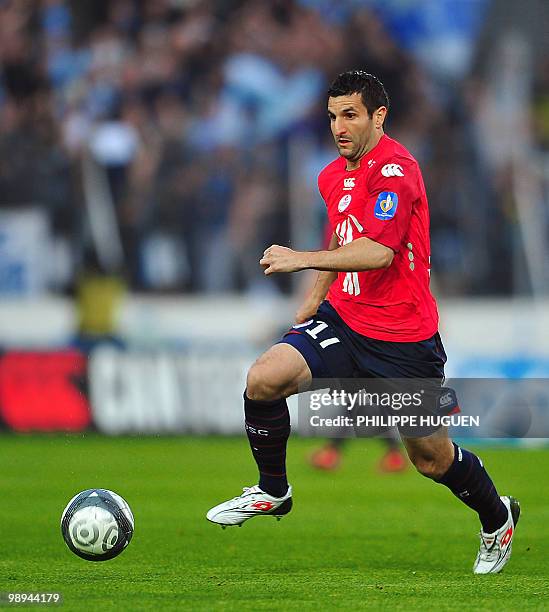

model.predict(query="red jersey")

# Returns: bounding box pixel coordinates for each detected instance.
[317,134,438,342]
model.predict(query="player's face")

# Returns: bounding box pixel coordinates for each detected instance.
[328,94,383,165]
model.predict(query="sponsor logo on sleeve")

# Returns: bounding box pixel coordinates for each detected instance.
[338,194,352,212]
[374,192,398,220]
[381,163,404,177]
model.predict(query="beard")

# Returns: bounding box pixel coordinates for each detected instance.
[337,142,358,159]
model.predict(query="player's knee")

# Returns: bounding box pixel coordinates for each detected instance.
[246,364,285,402]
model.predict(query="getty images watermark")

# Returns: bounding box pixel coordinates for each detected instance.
[297,378,549,439]
[308,388,478,430]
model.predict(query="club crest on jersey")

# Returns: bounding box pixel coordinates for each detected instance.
[374,192,398,220]
[343,177,355,191]
[338,194,352,212]
[381,163,404,177]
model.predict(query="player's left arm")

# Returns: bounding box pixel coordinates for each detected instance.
[260,237,393,275]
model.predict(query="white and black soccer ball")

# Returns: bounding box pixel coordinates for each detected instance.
[61,489,134,561]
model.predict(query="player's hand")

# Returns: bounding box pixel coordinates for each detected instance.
[295,299,320,324]
[260,245,306,275]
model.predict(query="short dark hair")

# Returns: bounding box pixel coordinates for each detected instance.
[327,70,389,117]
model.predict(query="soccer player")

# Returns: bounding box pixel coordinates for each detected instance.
[206,71,519,574]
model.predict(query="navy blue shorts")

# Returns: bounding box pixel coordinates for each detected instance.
[279,301,453,436]
[279,301,447,381]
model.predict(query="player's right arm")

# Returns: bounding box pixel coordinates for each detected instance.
[295,233,338,324]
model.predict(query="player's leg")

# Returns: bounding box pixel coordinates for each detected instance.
[399,428,454,478]
[401,429,520,573]
[246,342,312,400]
[206,343,310,527]
[244,303,356,497]
[244,343,311,498]
[207,303,357,527]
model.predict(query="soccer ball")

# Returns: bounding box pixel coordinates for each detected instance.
[61,489,134,561]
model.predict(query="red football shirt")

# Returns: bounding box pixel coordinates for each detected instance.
[317,134,439,342]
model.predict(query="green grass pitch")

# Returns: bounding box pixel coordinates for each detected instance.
[1,434,548,610]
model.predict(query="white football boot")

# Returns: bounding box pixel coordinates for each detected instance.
[473,495,520,574]
[206,485,293,528]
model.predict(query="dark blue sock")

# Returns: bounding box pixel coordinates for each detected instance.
[244,392,290,498]
[437,443,508,533]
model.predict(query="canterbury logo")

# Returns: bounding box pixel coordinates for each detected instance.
[500,527,513,547]
[343,177,355,190]
[251,501,274,511]
[381,163,404,177]
[440,392,453,406]
[245,424,268,436]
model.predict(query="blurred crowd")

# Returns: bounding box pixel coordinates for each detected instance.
[0,0,547,296]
